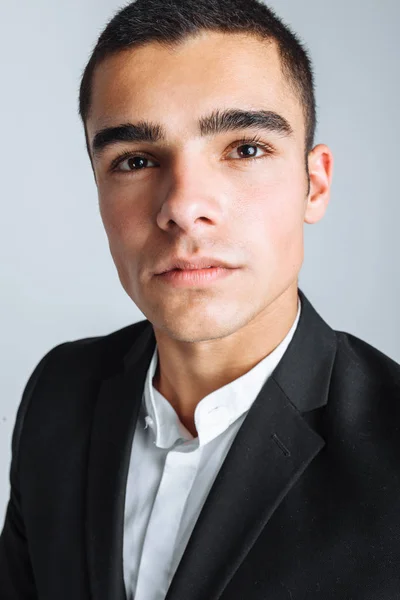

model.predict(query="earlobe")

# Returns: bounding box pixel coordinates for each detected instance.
[304,144,334,225]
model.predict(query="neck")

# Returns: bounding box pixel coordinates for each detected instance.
[152,284,299,435]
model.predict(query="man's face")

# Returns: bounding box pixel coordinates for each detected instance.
[86,32,321,342]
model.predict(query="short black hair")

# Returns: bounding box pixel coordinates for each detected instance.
[78,0,316,161]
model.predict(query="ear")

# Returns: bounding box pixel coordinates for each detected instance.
[304,144,334,224]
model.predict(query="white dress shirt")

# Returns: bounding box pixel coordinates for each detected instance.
[123,296,302,600]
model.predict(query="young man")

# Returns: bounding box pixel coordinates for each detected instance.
[1,1,399,598]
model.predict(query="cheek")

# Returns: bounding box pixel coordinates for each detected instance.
[98,192,120,239]
[240,173,304,237]
[98,194,145,292]
[235,172,305,274]
[98,191,146,251]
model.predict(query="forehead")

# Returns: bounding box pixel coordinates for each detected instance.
[87,31,304,145]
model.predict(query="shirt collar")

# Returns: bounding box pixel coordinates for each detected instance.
[143,295,302,449]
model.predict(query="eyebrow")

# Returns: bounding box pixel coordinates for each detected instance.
[91,108,294,160]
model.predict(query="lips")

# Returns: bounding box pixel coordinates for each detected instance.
[157,265,235,286]
[170,266,213,271]
[156,256,235,275]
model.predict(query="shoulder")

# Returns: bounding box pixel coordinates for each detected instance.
[12,320,150,456]
[333,329,400,391]
[40,318,150,380]
[325,329,400,459]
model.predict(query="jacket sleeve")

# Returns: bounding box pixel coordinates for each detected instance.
[0,348,57,599]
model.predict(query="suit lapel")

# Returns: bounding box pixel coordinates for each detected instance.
[165,288,338,600]
[164,379,325,600]
[85,322,156,600]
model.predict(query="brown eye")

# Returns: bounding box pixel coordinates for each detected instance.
[110,152,158,173]
[237,144,259,158]
[117,156,157,172]
[226,141,271,161]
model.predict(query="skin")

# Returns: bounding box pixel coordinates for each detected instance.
[86,31,333,437]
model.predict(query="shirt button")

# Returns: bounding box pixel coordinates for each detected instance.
[145,415,154,428]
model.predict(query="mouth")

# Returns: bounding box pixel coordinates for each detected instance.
[155,256,237,275]
[158,265,229,275]
[155,265,238,287]
[167,266,214,272]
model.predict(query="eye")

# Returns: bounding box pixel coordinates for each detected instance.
[110,153,158,173]
[226,137,274,161]
[109,135,273,174]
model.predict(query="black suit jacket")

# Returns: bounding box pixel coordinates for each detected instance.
[1,287,400,599]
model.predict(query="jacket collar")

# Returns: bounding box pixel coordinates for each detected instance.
[85,287,337,600]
